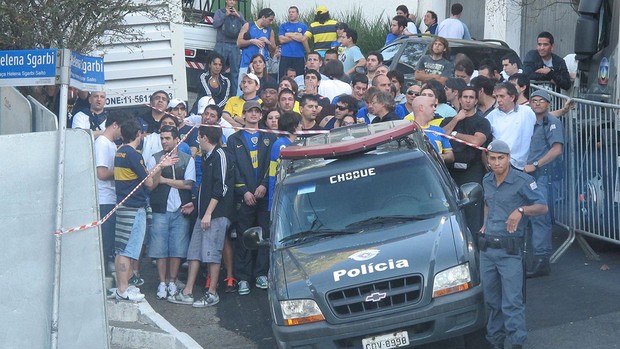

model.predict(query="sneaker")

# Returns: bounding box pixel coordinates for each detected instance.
[106,288,117,299]
[127,285,141,294]
[193,292,219,308]
[129,274,145,287]
[167,287,194,305]
[238,280,250,295]
[156,282,167,300]
[255,276,268,289]
[224,277,238,293]
[167,282,178,297]
[116,287,145,302]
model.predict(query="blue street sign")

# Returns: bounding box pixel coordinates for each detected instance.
[0,49,57,86]
[70,51,105,91]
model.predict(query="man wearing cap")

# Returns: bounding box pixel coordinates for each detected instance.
[223,73,262,127]
[524,90,564,278]
[278,6,309,78]
[226,100,276,295]
[306,6,338,57]
[480,139,548,349]
[259,80,279,117]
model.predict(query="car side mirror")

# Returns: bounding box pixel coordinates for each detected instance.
[458,182,483,207]
[242,226,270,250]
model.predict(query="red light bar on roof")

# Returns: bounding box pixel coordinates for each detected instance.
[281,122,418,160]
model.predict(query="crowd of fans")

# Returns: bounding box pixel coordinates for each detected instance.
[70,5,575,338]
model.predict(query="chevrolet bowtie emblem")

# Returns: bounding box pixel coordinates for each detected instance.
[365,292,387,302]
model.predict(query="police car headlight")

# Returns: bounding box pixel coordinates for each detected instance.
[432,263,472,298]
[280,299,325,326]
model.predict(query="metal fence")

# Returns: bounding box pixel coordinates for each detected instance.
[531,84,620,262]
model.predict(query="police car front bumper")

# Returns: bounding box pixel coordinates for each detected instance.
[272,284,485,349]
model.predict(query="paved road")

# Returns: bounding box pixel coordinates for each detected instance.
[141,230,620,348]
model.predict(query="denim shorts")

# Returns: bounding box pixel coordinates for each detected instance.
[148,209,190,258]
[114,206,147,260]
[186,217,230,264]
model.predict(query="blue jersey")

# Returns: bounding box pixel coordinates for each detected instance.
[422,125,452,155]
[268,137,292,210]
[279,21,308,58]
[114,144,149,207]
[240,22,271,67]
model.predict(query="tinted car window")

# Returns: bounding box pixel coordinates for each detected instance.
[380,42,403,67]
[273,156,451,246]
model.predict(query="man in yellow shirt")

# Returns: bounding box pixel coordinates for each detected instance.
[223,73,262,127]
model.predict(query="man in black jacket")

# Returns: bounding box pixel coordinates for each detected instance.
[523,32,572,91]
[226,101,276,295]
[168,126,234,307]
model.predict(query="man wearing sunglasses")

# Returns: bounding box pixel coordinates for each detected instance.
[320,94,359,129]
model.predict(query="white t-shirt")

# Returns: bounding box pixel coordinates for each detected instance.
[437,18,464,39]
[485,105,536,170]
[94,136,117,205]
[142,132,163,163]
[72,111,106,130]
[147,152,196,212]
[318,79,352,102]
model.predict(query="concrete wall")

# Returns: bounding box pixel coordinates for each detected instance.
[0,130,109,348]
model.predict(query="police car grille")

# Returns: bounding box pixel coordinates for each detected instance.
[327,275,422,317]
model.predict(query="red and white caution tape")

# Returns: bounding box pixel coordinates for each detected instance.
[424,128,488,152]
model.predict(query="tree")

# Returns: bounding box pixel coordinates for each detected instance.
[0,0,174,53]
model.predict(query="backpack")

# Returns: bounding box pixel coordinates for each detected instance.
[222,15,241,39]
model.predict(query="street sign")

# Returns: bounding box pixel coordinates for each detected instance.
[0,49,57,86]
[69,51,105,91]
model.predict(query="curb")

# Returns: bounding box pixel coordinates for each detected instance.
[107,299,203,349]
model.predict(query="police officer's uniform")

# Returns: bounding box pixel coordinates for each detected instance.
[481,141,547,348]
[526,91,564,276]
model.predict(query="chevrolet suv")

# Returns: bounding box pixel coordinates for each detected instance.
[244,121,485,349]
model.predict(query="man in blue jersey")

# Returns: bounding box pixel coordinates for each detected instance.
[113,117,176,301]
[278,6,309,78]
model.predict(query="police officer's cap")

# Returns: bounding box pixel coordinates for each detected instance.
[530,90,551,103]
[487,140,511,155]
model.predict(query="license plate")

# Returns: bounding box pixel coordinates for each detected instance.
[362,331,410,349]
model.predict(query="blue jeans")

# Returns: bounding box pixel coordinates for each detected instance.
[530,174,557,257]
[480,248,526,346]
[148,209,190,258]
[100,204,116,260]
[214,42,240,97]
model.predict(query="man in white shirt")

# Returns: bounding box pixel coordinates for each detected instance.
[437,3,471,40]
[72,91,108,139]
[485,82,536,170]
[94,111,123,272]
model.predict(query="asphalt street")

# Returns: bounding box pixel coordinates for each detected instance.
[141,229,620,349]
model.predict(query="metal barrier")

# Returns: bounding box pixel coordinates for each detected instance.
[531,83,620,262]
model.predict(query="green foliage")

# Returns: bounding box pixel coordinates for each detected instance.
[252,1,390,54]
[0,0,174,53]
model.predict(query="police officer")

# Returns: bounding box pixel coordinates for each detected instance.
[480,140,548,349]
[524,90,564,277]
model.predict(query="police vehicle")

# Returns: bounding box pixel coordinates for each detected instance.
[243,121,485,349]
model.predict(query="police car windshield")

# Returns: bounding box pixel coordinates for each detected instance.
[273,156,451,246]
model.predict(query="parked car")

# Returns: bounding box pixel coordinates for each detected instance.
[380,35,522,86]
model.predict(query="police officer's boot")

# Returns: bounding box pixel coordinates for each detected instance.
[526,257,550,278]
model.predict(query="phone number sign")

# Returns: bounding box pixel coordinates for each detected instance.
[0,49,58,86]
